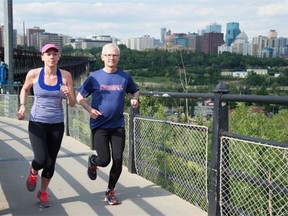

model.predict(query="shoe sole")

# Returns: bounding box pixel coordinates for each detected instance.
[26,181,36,192]
[39,202,52,208]
[104,196,120,205]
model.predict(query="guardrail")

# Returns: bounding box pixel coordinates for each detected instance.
[1,82,287,216]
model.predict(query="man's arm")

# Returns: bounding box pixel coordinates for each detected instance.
[76,92,102,119]
[130,91,140,108]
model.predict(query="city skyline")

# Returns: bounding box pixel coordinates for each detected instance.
[1,0,288,41]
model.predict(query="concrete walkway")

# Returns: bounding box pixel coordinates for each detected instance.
[0,116,207,216]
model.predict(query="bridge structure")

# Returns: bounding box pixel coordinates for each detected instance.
[1,80,288,215]
[0,47,94,84]
[0,116,205,216]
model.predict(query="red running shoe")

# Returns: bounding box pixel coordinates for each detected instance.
[26,166,38,192]
[37,190,52,208]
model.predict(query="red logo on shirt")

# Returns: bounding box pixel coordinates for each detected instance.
[100,85,123,91]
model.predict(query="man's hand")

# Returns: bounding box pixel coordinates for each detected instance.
[89,109,102,119]
[130,99,139,109]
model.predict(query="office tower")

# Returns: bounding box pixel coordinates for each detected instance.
[225,22,241,46]
[173,33,188,48]
[26,26,45,47]
[206,23,221,33]
[187,32,200,52]
[160,27,167,43]
[278,37,288,56]
[201,32,225,55]
[38,32,63,52]
[0,25,17,48]
[125,35,155,51]
[268,30,277,39]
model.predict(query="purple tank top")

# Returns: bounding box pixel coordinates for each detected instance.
[29,68,65,123]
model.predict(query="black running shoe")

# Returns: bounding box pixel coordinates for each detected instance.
[105,189,120,205]
[87,154,97,180]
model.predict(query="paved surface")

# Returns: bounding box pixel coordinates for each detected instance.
[0,116,208,216]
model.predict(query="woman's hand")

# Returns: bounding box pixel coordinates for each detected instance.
[17,105,25,120]
[60,84,70,96]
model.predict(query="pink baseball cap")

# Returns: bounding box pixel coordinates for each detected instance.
[41,43,59,54]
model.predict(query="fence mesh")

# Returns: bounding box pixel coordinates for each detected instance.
[0,94,33,119]
[134,117,209,211]
[66,104,131,166]
[3,94,288,214]
[220,136,288,216]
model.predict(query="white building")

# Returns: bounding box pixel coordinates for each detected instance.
[124,35,155,51]
[247,69,268,75]
[232,71,248,78]
[231,31,249,55]
[194,100,214,119]
[218,44,233,54]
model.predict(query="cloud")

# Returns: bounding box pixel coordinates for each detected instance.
[257,2,288,17]
[1,0,287,41]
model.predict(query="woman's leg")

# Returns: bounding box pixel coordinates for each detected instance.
[40,122,64,191]
[28,121,49,172]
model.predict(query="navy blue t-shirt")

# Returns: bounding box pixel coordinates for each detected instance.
[78,69,138,130]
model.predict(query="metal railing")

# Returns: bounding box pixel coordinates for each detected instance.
[1,82,288,216]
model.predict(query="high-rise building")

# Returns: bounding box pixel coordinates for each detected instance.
[266,30,279,54]
[268,30,277,39]
[38,32,63,52]
[187,32,200,52]
[160,27,167,44]
[26,26,45,47]
[206,23,221,33]
[173,33,188,48]
[278,37,288,57]
[125,35,155,51]
[225,22,241,46]
[201,32,225,55]
[0,25,17,48]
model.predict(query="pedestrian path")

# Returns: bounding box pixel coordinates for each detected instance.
[0,116,207,216]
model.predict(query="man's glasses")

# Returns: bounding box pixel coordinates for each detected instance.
[104,54,119,58]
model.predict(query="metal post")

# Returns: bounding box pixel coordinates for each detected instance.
[128,105,139,173]
[208,82,229,216]
[65,100,70,136]
[3,0,14,94]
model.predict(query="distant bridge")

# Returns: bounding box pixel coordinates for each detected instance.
[0,47,95,83]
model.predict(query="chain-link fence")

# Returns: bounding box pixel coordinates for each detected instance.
[220,136,288,216]
[0,94,131,166]
[65,104,130,166]
[0,94,18,118]
[134,117,209,211]
[2,91,288,215]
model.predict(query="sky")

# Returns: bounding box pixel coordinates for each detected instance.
[1,0,288,41]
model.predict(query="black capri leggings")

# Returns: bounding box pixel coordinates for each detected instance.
[92,127,125,190]
[28,121,64,179]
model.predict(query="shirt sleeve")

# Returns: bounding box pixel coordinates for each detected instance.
[78,76,94,98]
[126,75,139,94]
